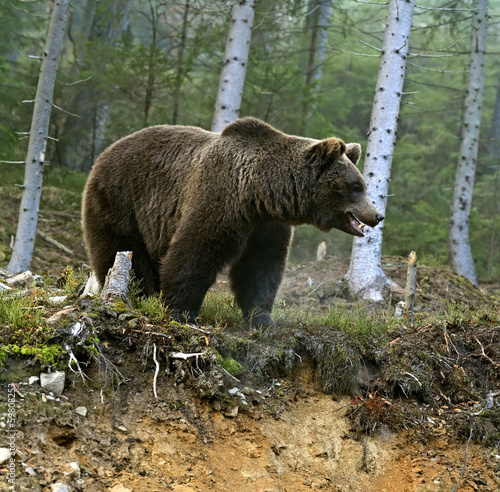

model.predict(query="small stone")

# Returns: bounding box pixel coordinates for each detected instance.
[40,371,65,396]
[51,483,71,492]
[228,387,240,395]
[28,376,39,385]
[109,485,132,492]
[0,448,11,464]
[224,406,238,418]
[61,461,80,480]
[25,466,37,476]
[115,425,128,433]
[48,295,68,306]
[75,406,87,417]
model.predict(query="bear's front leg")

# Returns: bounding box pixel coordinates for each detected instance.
[229,223,292,329]
[159,219,247,324]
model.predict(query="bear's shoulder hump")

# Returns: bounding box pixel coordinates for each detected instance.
[220,117,279,139]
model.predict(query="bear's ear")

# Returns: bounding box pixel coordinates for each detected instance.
[345,143,362,166]
[305,138,346,171]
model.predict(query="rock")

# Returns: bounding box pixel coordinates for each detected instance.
[109,485,132,492]
[28,376,39,385]
[61,461,80,480]
[75,406,87,417]
[224,406,238,418]
[50,483,71,492]
[0,448,11,464]
[40,371,66,396]
[48,295,69,306]
[25,466,37,476]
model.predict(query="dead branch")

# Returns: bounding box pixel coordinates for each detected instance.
[38,230,74,255]
[473,335,500,367]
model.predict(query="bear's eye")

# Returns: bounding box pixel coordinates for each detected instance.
[352,183,362,193]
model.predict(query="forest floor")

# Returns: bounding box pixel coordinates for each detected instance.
[0,186,499,492]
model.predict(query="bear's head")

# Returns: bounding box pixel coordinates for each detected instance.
[305,138,384,235]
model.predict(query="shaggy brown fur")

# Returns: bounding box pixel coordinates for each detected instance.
[82,118,383,326]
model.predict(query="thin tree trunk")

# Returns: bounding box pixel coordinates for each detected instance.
[486,74,500,279]
[143,0,158,128]
[57,0,132,172]
[345,0,415,301]
[7,0,70,275]
[448,0,489,286]
[301,0,332,134]
[211,0,256,132]
[172,0,190,125]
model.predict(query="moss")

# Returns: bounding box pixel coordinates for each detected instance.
[220,356,243,375]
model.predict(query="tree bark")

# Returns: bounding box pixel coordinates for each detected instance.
[301,0,332,135]
[56,0,132,172]
[7,0,70,275]
[211,0,256,132]
[448,0,489,286]
[345,0,415,301]
[172,0,190,125]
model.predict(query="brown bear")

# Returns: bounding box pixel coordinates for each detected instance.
[82,117,383,326]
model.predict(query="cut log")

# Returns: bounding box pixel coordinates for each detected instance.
[404,251,418,326]
[100,251,133,305]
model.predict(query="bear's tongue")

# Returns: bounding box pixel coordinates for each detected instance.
[348,212,366,236]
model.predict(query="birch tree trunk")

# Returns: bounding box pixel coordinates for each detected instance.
[7,0,70,275]
[345,0,415,301]
[448,0,489,286]
[211,0,256,133]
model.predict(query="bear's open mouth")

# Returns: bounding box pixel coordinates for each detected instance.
[348,212,366,236]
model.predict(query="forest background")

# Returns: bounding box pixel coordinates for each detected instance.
[1,0,500,281]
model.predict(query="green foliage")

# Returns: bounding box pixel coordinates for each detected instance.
[199,291,243,327]
[219,355,243,375]
[0,343,65,367]
[1,0,499,281]
[135,293,169,322]
[0,291,46,333]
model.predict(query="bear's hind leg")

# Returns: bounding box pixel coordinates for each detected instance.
[229,223,292,329]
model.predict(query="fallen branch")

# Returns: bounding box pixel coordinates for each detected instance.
[38,230,73,255]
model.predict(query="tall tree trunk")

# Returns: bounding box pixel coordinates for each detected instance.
[448,0,489,286]
[485,64,500,278]
[143,0,158,128]
[345,0,415,301]
[172,0,190,125]
[56,0,131,172]
[487,74,500,162]
[211,0,256,133]
[7,0,70,275]
[301,0,332,135]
